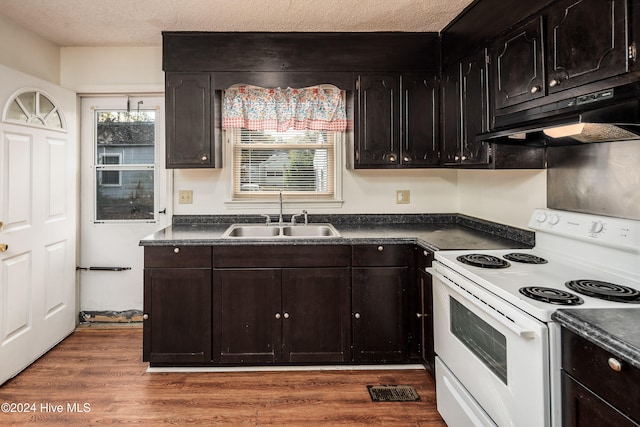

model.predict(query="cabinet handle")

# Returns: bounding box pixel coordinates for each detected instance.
[549,79,560,87]
[142,314,149,320]
[354,313,361,319]
[173,247,180,254]
[275,313,281,319]
[377,245,384,252]
[283,312,290,319]
[608,357,623,372]
[530,85,541,94]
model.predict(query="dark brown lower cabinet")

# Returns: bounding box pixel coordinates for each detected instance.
[143,267,212,365]
[561,328,640,426]
[213,267,351,364]
[352,266,407,363]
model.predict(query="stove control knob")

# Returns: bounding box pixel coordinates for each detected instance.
[548,214,560,225]
[590,221,604,234]
[535,212,547,223]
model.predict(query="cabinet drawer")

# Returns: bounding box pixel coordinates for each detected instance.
[562,329,640,423]
[144,246,212,268]
[213,245,351,268]
[352,244,410,267]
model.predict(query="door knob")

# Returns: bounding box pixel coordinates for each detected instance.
[0,243,8,252]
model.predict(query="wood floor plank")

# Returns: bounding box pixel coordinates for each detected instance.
[0,327,446,426]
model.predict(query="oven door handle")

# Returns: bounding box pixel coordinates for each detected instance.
[428,267,537,339]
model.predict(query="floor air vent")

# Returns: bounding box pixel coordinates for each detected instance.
[367,385,421,402]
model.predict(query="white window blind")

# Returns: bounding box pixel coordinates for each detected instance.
[229,129,338,200]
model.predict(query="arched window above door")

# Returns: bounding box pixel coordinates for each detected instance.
[3,89,65,130]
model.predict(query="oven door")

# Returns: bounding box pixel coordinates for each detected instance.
[430,263,550,427]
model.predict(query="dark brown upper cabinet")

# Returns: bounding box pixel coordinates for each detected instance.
[546,0,629,94]
[355,74,439,168]
[491,17,546,112]
[441,50,490,166]
[165,73,214,168]
[490,0,632,121]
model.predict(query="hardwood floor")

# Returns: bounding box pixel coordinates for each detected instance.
[0,326,446,426]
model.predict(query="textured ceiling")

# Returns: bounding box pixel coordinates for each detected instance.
[0,0,474,47]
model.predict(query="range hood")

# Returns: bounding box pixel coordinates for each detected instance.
[479,85,640,146]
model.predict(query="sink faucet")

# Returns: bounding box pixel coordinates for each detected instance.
[278,190,283,226]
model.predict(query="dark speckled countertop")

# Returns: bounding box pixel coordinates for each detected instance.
[139,213,533,251]
[552,309,640,370]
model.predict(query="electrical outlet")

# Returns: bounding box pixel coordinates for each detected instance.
[396,190,410,204]
[179,190,193,204]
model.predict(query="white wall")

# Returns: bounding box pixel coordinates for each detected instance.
[457,169,547,229]
[60,47,163,93]
[0,14,60,84]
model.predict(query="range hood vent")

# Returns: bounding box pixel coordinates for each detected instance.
[479,86,640,146]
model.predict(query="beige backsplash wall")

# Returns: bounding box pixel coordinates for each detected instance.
[457,169,547,229]
[172,167,460,215]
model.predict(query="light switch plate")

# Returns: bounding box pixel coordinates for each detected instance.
[179,190,193,204]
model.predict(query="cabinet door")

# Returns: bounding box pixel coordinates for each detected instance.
[213,269,282,364]
[562,372,638,427]
[165,73,213,168]
[491,17,545,111]
[352,267,407,363]
[440,64,462,165]
[143,268,212,365]
[282,268,351,363]
[461,50,490,165]
[355,74,400,167]
[401,75,440,166]
[546,0,629,94]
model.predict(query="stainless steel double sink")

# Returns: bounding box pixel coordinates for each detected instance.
[222,223,340,239]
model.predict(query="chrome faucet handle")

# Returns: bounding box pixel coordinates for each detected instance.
[302,210,308,225]
[290,214,301,225]
[260,214,271,225]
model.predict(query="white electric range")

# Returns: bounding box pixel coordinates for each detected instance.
[429,208,640,427]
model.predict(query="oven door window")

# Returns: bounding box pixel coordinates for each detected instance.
[450,297,507,384]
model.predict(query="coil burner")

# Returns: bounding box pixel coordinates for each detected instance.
[456,254,511,269]
[503,253,548,264]
[565,280,640,303]
[519,286,584,305]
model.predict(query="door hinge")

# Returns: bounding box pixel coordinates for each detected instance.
[629,43,637,61]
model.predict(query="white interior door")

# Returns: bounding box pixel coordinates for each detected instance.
[79,96,169,313]
[0,65,77,385]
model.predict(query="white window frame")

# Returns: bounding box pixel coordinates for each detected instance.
[98,153,123,187]
[224,129,344,209]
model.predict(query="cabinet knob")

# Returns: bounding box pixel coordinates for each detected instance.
[283,312,290,319]
[423,250,429,257]
[173,247,180,254]
[416,313,423,318]
[142,314,149,320]
[354,313,361,319]
[530,85,541,94]
[402,155,411,163]
[549,79,560,87]
[377,245,384,252]
[275,313,281,319]
[608,357,623,372]
[201,155,208,161]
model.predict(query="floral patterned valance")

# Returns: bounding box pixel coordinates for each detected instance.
[222,85,347,132]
